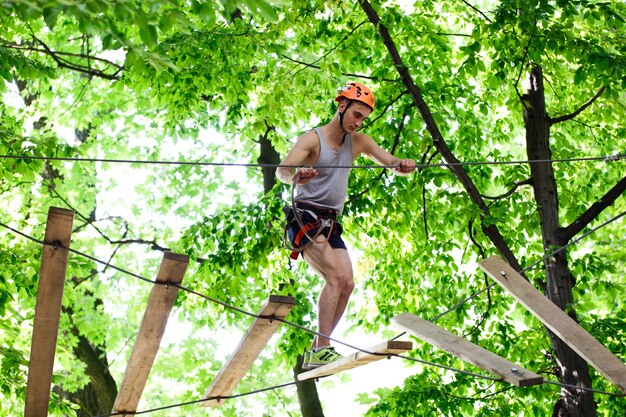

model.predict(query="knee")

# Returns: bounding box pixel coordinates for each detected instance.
[343,277,355,295]
[328,270,354,293]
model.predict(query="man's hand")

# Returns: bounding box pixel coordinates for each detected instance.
[292,167,318,185]
[395,158,416,175]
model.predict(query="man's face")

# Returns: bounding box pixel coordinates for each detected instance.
[340,101,372,132]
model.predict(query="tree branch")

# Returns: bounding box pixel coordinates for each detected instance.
[359,0,524,273]
[289,19,369,80]
[444,384,515,402]
[2,41,124,72]
[421,181,429,240]
[462,217,493,339]
[434,32,471,37]
[480,178,533,200]
[513,38,533,105]
[420,147,437,240]
[107,238,170,252]
[549,86,606,125]
[280,54,398,82]
[460,0,493,23]
[363,90,408,127]
[47,183,170,252]
[558,174,626,242]
[27,34,123,80]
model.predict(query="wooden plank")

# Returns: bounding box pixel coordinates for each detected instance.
[392,313,543,386]
[202,295,296,407]
[25,207,74,417]
[297,340,413,381]
[112,252,189,414]
[479,255,626,392]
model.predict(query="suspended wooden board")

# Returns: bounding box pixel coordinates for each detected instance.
[25,207,74,417]
[297,340,413,381]
[479,255,626,392]
[392,313,543,386]
[201,295,296,407]
[112,252,189,414]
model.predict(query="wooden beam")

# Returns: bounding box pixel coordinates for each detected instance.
[479,255,626,392]
[201,295,296,407]
[112,252,189,414]
[297,340,413,381]
[25,207,74,417]
[392,313,543,386]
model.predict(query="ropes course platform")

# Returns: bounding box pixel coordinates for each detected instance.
[112,252,189,414]
[16,206,626,415]
[201,295,296,407]
[480,255,626,393]
[297,340,413,381]
[392,313,543,386]
[25,207,74,417]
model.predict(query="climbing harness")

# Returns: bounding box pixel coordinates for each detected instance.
[283,174,337,259]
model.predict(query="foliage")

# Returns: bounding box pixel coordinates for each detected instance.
[0,0,625,416]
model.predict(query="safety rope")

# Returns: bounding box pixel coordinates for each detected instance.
[0,153,624,169]
[282,174,335,254]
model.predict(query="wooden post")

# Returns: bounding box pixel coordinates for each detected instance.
[25,207,74,417]
[392,313,543,386]
[201,295,296,407]
[297,340,413,381]
[479,255,626,392]
[112,252,189,414]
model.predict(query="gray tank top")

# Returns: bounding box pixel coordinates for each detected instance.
[294,127,353,214]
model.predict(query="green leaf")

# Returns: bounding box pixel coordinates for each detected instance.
[139,23,158,48]
[0,68,12,82]
[101,34,113,50]
[42,6,60,29]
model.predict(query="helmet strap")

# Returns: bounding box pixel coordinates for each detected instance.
[338,100,353,132]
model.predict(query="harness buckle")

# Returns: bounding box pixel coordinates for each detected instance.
[320,218,334,229]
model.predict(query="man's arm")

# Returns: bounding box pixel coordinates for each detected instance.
[276,131,320,185]
[357,133,416,175]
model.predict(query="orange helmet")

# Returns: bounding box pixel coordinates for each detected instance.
[335,81,375,111]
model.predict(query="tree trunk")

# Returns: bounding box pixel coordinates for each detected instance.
[258,128,281,196]
[294,355,325,417]
[523,65,597,417]
[359,0,525,274]
[35,119,117,414]
[56,305,118,416]
[258,130,325,415]
[16,75,118,414]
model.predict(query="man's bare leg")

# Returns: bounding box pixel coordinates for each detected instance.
[326,249,353,335]
[302,243,354,349]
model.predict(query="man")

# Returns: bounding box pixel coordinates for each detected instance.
[276,81,416,370]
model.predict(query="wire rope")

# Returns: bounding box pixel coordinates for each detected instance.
[427,208,626,323]
[94,380,304,416]
[0,220,623,417]
[0,153,624,170]
[0,221,516,381]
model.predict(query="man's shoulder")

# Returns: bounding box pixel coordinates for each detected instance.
[350,131,375,151]
[350,131,373,141]
[297,129,320,146]
[299,129,318,139]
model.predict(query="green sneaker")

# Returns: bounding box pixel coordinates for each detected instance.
[302,350,311,370]
[304,346,342,370]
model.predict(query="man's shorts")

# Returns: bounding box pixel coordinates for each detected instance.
[284,204,346,259]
